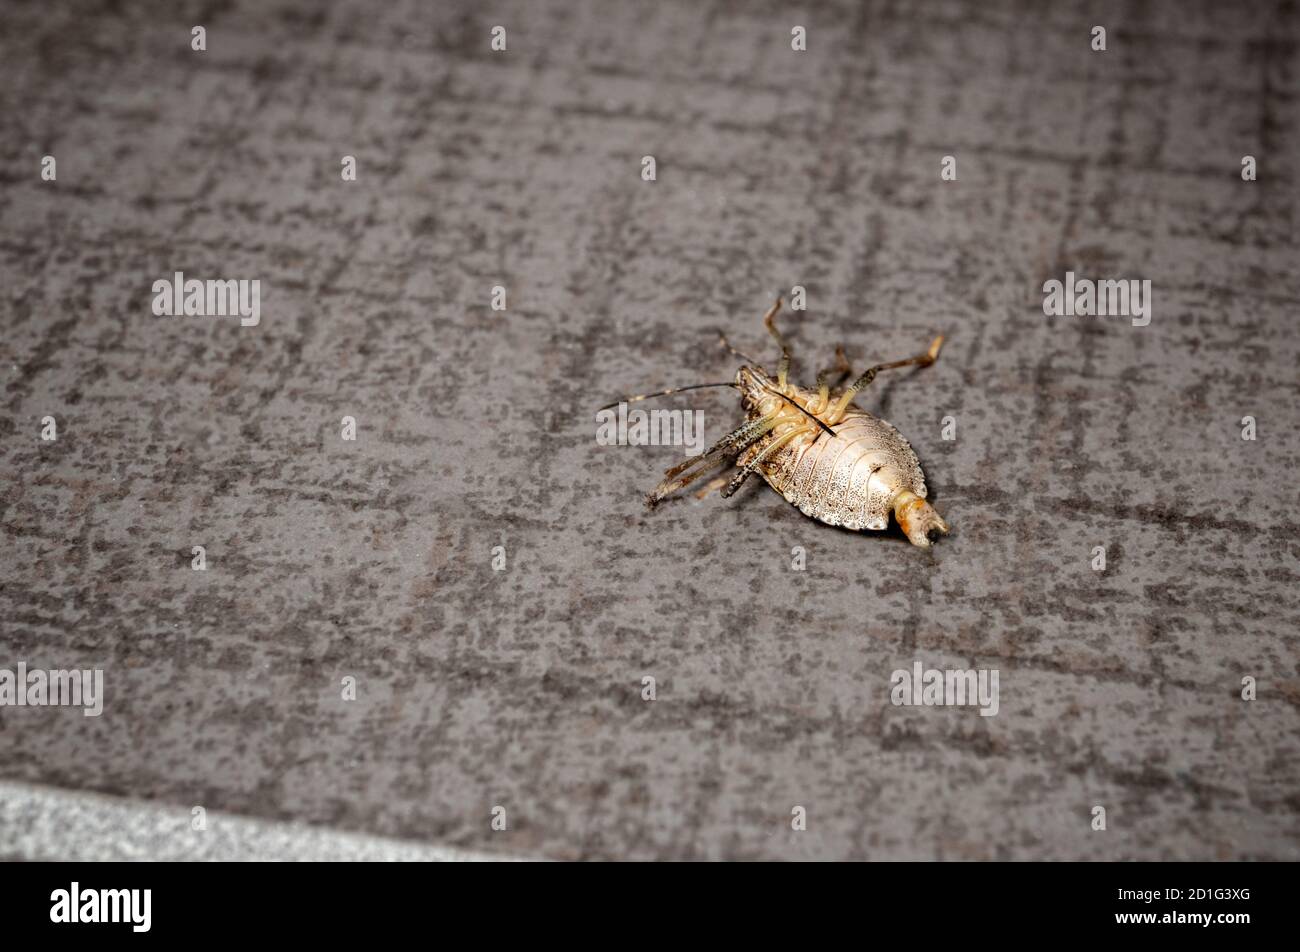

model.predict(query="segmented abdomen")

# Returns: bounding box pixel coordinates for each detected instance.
[761,410,928,531]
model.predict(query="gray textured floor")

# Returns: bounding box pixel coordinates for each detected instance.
[1,0,1298,861]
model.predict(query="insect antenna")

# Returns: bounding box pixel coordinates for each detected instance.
[597,382,739,412]
[718,332,763,366]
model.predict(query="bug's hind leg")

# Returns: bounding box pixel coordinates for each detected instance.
[827,335,944,424]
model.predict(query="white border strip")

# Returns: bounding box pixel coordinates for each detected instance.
[0,780,523,862]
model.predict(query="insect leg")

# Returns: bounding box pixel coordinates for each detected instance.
[693,474,731,500]
[761,298,791,390]
[646,416,778,508]
[660,415,775,481]
[827,335,944,424]
[812,345,852,414]
[721,426,811,498]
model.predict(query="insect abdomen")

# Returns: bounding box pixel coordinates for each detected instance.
[762,411,928,531]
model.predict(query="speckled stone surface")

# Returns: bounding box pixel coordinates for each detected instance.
[1,0,1298,860]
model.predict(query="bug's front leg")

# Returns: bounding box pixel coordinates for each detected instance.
[721,425,811,498]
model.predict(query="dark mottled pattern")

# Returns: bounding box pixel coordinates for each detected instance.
[1,0,1298,860]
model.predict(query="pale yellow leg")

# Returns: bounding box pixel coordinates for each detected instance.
[828,335,944,425]
[761,298,790,390]
[693,475,730,499]
[812,345,852,415]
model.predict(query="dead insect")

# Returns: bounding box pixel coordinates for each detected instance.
[602,299,949,548]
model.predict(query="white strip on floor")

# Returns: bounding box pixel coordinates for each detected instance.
[0,780,522,862]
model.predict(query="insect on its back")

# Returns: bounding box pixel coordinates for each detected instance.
[602,298,950,548]
[752,400,927,532]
